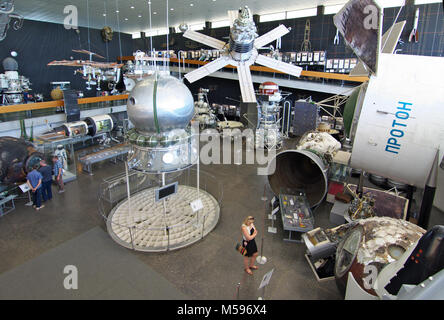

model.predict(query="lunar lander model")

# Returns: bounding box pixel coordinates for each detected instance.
[99,72,221,252]
[192,88,217,129]
[0,57,32,105]
[254,82,291,150]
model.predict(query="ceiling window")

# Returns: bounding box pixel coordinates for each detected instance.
[324,4,346,15]
[212,20,230,28]
[415,0,441,4]
[259,12,286,23]
[380,0,406,7]
[286,8,317,19]
[190,23,205,31]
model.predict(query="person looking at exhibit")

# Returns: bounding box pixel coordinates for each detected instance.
[38,160,53,202]
[241,216,259,275]
[52,155,64,193]
[27,164,44,211]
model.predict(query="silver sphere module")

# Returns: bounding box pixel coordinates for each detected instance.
[126,74,198,173]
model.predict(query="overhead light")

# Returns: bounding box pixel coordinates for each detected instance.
[138,15,142,18]
[125,18,128,21]
[190,3,194,6]
[115,10,119,13]
[103,13,106,16]
[130,6,135,9]
[153,11,157,14]
[170,8,174,11]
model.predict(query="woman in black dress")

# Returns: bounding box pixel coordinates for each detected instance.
[241,216,259,275]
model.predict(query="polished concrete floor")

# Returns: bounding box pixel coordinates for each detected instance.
[0,142,443,300]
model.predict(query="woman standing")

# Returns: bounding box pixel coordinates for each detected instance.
[241,216,259,275]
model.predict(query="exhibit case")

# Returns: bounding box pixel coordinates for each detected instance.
[35,137,77,182]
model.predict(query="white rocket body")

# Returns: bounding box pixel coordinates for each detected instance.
[350,53,444,195]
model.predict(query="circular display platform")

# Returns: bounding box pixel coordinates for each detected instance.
[106,185,220,252]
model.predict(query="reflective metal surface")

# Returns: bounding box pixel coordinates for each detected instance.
[267,149,328,208]
[127,74,194,134]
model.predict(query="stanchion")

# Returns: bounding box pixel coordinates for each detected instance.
[256,185,268,265]
[236,282,241,300]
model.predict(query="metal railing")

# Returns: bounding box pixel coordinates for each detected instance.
[98,167,223,252]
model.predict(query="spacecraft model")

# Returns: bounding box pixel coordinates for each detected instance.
[58,114,115,139]
[182,6,302,103]
[125,73,198,173]
[192,88,217,129]
[254,82,290,150]
[267,0,444,225]
[48,49,123,91]
[0,0,23,42]
[0,137,44,185]
[0,56,32,105]
[101,72,220,252]
[124,51,157,80]
[334,0,444,228]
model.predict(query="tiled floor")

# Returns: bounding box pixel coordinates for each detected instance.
[0,141,442,300]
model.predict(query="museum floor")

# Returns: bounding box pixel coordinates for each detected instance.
[0,142,443,300]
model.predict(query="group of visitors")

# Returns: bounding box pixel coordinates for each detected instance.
[26,155,65,211]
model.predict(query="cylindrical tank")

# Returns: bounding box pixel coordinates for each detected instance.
[62,121,88,138]
[127,74,194,134]
[348,54,444,189]
[0,137,44,184]
[267,149,328,208]
[85,114,114,136]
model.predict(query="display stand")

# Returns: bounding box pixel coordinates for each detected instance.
[256,185,268,265]
[19,183,33,206]
[258,268,274,300]
[268,196,278,234]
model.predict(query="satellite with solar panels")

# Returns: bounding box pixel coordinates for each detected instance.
[182,6,302,103]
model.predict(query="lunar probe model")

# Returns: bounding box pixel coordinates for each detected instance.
[182,6,302,103]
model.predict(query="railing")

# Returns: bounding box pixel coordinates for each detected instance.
[99,168,223,252]
[0,94,129,122]
[119,56,369,83]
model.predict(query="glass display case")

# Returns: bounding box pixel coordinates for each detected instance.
[279,191,314,242]
[36,137,77,183]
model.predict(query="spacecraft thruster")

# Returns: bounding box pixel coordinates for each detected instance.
[182,6,302,103]
[125,73,198,173]
[267,131,341,207]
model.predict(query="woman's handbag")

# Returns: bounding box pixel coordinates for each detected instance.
[235,240,247,256]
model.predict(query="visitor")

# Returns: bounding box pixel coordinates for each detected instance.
[241,216,259,275]
[38,160,53,202]
[52,155,64,193]
[27,164,44,210]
